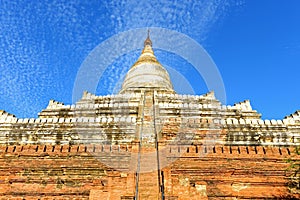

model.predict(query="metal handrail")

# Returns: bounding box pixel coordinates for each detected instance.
[152,91,165,200]
[134,91,146,200]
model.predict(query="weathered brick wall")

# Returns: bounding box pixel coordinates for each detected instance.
[0,144,299,199]
[160,145,300,199]
[0,144,137,199]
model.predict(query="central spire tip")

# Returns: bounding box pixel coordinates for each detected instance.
[144,29,152,47]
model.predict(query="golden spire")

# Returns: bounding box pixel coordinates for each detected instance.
[131,30,159,68]
[144,29,152,47]
[119,30,174,93]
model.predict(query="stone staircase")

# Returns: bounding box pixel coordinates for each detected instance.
[138,168,160,199]
[141,91,156,144]
[136,91,161,199]
[138,147,160,199]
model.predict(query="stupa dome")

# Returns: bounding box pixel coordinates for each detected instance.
[119,31,174,93]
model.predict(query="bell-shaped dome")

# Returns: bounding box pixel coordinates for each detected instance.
[119,32,174,94]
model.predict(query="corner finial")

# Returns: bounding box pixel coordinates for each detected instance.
[144,29,152,47]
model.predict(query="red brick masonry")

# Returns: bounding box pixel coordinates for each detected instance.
[0,144,299,199]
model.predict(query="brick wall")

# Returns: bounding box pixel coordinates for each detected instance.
[0,144,299,199]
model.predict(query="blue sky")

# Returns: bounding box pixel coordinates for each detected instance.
[0,0,299,119]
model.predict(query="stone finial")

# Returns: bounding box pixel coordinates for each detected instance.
[204,91,215,99]
[47,100,64,109]
[233,100,252,111]
[284,110,300,123]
